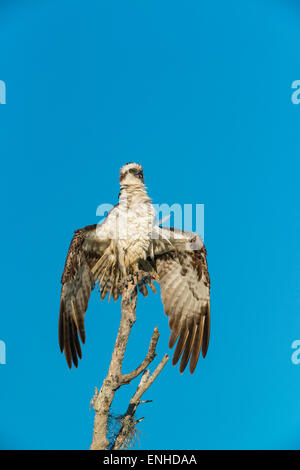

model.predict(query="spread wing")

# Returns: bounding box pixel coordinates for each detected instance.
[59,223,111,368]
[153,227,211,374]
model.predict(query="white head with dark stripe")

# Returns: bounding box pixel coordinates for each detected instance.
[119,162,144,185]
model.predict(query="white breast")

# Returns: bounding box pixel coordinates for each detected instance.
[117,201,156,264]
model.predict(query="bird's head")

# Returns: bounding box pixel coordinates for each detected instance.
[119,162,144,185]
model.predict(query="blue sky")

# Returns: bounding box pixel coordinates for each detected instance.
[0,0,300,450]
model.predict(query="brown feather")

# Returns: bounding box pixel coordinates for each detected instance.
[179,320,197,373]
[59,225,101,368]
[72,321,82,360]
[202,305,210,358]
[168,329,180,349]
[63,311,72,369]
[190,315,205,374]
[154,229,210,374]
[72,298,85,343]
[172,323,189,366]
[69,318,78,368]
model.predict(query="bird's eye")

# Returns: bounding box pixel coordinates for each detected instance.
[128,168,143,179]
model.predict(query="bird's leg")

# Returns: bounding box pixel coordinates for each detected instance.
[138,269,158,295]
[118,276,129,291]
[118,262,141,292]
[132,262,140,285]
[125,264,139,286]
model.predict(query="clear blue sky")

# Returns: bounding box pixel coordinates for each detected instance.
[0,0,300,450]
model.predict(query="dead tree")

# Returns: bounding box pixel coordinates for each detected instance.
[90,281,169,450]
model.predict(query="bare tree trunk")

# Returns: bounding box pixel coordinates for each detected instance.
[90,283,169,450]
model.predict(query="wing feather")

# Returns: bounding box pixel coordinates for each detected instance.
[180,318,197,373]
[59,224,108,368]
[190,315,205,373]
[202,304,210,358]
[172,323,189,366]
[153,227,211,374]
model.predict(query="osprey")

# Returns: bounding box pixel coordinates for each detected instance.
[59,163,210,374]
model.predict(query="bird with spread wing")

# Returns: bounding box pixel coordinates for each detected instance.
[59,163,210,374]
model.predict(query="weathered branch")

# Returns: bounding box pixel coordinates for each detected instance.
[113,353,169,450]
[90,281,169,450]
[121,326,160,384]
